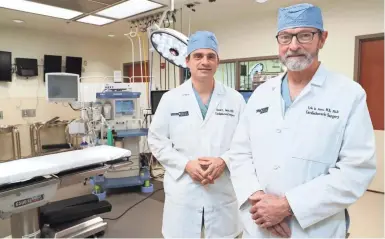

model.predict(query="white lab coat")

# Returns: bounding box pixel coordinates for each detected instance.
[148,79,245,238]
[225,64,376,238]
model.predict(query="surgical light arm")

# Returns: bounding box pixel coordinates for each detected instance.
[148,0,188,69]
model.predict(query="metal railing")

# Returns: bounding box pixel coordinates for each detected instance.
[0,125,21,161]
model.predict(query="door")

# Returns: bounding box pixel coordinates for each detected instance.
[356,34,384,193]
[359,38,384,130]
[124,61,149,83]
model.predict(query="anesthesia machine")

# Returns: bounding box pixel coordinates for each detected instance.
[90,84,151,191]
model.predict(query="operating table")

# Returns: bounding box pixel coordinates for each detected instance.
[0,145,132,238]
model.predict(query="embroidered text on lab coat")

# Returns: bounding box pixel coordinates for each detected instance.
[215,108,235,117]
[306,106,340,119]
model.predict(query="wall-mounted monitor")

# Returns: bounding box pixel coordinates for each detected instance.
[0,51,12,82]
[15,58,38,77]
[44,55,62,81]
[46,73,79,102]
[151,90,168,115]
[65,56,82,78]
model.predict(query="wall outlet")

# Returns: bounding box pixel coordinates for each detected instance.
[22,109,36,118]
[0,111,3,120]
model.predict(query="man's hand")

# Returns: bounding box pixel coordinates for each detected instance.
[198,157,226,184]
[267,221,291,238]
[185,160,206,182]
[248,190,265,206]
[249,194,292,228]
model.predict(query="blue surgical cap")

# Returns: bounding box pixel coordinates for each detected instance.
[187,31,219,56]
[277,3,324,33]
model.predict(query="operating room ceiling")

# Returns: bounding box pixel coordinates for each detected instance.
[0,0,189,40]
[0,0,332,41]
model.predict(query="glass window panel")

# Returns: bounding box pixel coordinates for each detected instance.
[238,58,285,90]
[215,62,236,89]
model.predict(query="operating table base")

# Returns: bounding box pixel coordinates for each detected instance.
[41,216,107,238]
[11,208,41,238]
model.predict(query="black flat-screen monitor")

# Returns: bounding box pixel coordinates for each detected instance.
[15,58,38,77]
[0,51,12,82]
[238,90,253,103]
[65,56,82,78]
[44,55,62,81]
[151,90,168,115]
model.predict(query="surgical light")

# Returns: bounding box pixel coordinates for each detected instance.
[147,0,189,68]
[150,28,188,68]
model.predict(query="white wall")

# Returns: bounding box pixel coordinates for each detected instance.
[206,0,383,79]
[0,26,123,100]
[0,26,124,159]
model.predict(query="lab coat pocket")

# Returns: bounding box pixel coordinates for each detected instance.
[292,118,343,164]
[207,200,242,238]
[290,156,330,183]
[170,119,194,149]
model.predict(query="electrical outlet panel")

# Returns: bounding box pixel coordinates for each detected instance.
[22,109,36,118]
[0,111,3,120]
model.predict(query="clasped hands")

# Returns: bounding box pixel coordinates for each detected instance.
[185,157,226,185]
[248,191,292,238]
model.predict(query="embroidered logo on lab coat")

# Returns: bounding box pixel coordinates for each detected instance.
[256,107,269,114]
[171,111,189,117]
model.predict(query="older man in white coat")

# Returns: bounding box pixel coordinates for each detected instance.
[148,31,244,238]
[224,3,376,238]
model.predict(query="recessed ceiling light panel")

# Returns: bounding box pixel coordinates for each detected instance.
[0,0,83,19]
[13,19,24,23]
[96,0,163,19]
[77,15,115,26]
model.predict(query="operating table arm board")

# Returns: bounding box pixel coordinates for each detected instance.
[0,145,131,186]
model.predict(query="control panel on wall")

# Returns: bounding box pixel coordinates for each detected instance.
[0,51,12,82]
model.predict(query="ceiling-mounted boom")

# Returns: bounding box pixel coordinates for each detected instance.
[147,0,189,69]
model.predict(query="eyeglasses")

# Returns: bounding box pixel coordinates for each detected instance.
[276,31,320,45]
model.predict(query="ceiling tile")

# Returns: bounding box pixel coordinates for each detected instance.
[27,0,106,13]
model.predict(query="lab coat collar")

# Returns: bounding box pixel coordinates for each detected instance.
[277,63,327,87]
[309,63,327,87]
[270,63,327,118]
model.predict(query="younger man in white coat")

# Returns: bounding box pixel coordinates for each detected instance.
[148,31,244,238]
[225,3,376,238]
